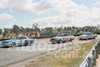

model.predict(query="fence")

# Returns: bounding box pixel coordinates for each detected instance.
[80,40,100,67]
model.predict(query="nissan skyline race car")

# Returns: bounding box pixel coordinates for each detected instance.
[78,32,97,40]
[1,36,34,47]
[50,33,75,44]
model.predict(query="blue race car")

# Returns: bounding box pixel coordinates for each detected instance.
[1,36,34,47]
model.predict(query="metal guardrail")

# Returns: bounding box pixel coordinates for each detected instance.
[80,40,100,67]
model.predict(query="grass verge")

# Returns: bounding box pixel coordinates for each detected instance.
[25,40,98,67]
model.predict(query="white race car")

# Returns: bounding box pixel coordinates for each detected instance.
[78,32,96,40]
[50,33,75,44]
[1,36,34,47]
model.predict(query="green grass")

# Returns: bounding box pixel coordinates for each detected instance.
[25,40,97,67]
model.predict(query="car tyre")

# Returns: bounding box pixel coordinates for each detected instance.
[79,39,81,40]
[52,42,55,44]
[11,42,16,47]
[63,41,65,43]
[70,38,72,42]
[93,37,95,39]
[86,38,89,40]
[58,40,62,44]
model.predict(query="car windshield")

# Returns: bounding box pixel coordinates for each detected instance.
[19,36,27,39]
[12,37,19,40]
[50,39,56,40]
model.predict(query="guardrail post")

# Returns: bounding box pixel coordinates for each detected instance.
[99,40,100,43]
[97,41,100,54]
[88,57,93,67]
[92,50,96,66]
[95,46,98,58]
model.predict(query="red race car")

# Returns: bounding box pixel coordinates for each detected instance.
[50,33,75,44]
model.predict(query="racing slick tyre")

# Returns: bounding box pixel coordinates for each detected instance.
[63,41,65,43]
[11,42,16,47]
[70,38,72,42]
[58,40,62,44]
[52,42,56,44]
[86,38,89,40]
[93,37,96,39]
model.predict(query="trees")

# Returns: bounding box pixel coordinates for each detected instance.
[20,27,26,34]
[32,23,40,37]
[57,26,63,33]
[0,24,99,38]
[32,23,40,32]
[3,32,6,37]
[45,27,53,34]
[25,28,33,33]
[4,28,12,34]
[0,29,2,34]
[12,25,21,35]
[64,27,67,32]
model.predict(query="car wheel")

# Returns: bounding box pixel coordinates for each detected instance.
[52,42,55,44]
[70,38,72,42]
[58,40,62,43]
[11,42,16,47]
[79,38,81,40]
[86,38,89,40]
[93,37,95,39]
[63,41,65,43]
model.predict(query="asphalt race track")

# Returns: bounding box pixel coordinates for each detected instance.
[0,36,100,67]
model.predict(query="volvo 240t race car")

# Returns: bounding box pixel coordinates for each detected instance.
[1,36,34,47]
[78,32,97,40]
[50,33,74,44]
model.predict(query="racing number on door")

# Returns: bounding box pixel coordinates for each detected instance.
[20,40,22,44]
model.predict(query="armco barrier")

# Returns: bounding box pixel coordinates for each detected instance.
[80,40,100,67]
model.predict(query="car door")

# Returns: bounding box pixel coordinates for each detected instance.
[16,37,24,45]
[14,37,22,46]
[21,36,28,45]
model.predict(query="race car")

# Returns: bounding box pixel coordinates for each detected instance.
[50,33,74,44]
[1,36,34,47]
[50,37,62,44]
[78,32,96,40]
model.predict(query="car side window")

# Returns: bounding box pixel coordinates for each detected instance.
[19,37,23,39]
[23,37,27,39]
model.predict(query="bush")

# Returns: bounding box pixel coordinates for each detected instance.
[33,33,57,39]
[90,31,100,34]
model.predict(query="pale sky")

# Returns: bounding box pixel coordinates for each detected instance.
[0,0,100,29]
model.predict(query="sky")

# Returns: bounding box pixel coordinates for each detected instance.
[0,0,100,29]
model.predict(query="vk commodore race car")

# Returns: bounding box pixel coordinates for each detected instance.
[50,33,74,44]
[78,32,96,40]
[1,36,34,47]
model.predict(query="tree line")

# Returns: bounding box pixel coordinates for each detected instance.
[0,23,100,37]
